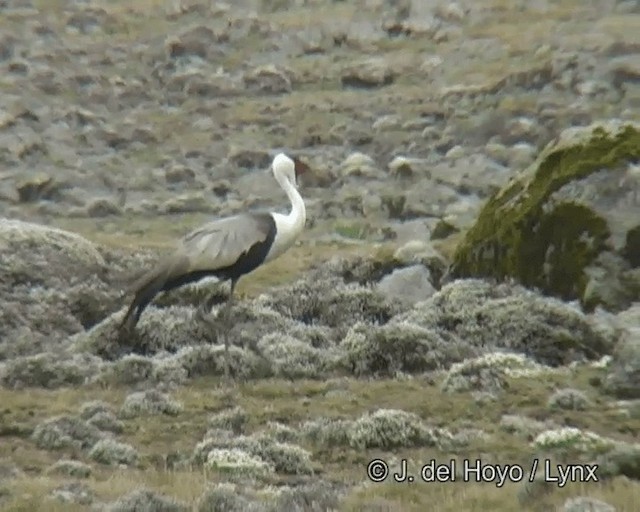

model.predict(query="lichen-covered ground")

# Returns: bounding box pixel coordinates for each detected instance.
[1,0,640,511]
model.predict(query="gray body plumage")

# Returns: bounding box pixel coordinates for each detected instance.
[119,212,276,332]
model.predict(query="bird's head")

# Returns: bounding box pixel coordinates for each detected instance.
[272,152,309,188]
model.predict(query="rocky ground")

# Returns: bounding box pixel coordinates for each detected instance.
[1,0,640,510]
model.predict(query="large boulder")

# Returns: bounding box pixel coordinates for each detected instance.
[449,121,640,312]
[0,218,119,358]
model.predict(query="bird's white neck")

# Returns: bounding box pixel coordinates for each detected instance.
[266,173,306,262]
[281,174,306,227]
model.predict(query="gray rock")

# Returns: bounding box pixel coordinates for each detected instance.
[15,172,57,202]
[341,57,395,88]
[164,164,195,184]
[604,312,640,398]
[161,191,216,214]
[164,25,227,60]
[86,197,122,217]
[445,145,464,160]
[227,148,271,170]
[610,55,640,89]
[450,121,640,313]
[243,64,292,94]
[377,264,436,307]
[435,2,466,22]
[387,155,429,178]
[508,142,537,168]
[0,219,118,358]
[390,221,440,245]
[338,152,383,179]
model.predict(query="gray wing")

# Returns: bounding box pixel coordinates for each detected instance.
[178,213,272,273]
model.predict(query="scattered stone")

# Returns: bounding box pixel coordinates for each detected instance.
[165,164,196,184]
[445,145,465,160]
[376,264,436,307]
[86,197,122,217]
[15,173,57,202]
[164,25,226,60]
[387,156,427,178]
[227,148,271,170]
[341,57,394,88]
[610,55,640,89]
[243,64,292,94]
[435,2,466,22]
[339,152,382,179]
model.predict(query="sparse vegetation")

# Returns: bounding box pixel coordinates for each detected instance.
[119,390,183,419]
[1,0,639,510]
[88,439,139,467]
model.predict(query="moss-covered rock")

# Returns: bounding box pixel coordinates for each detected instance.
[450,121,640,312]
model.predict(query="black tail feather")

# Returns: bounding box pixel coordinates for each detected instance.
[118,266,170,333]
[118,254,209,333]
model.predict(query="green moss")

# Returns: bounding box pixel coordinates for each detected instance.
[451,123,640,302]
[334,222,370,240]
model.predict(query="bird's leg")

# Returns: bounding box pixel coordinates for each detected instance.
[195,292,219,323]
[195,292,221,342]
[220,279,237,383]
